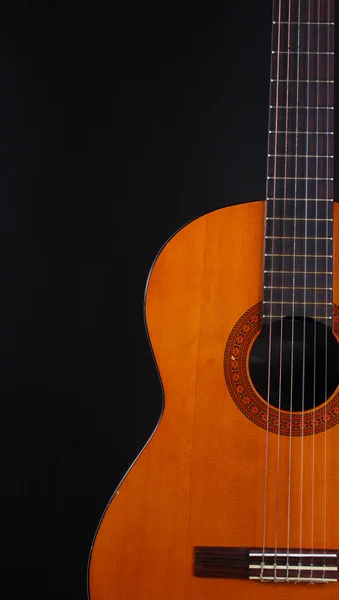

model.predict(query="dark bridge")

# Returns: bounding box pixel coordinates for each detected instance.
[194,547,339,583]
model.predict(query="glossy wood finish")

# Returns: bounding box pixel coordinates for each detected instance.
[88,200,339,599]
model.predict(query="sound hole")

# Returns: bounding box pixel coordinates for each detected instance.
[249,317,339,412]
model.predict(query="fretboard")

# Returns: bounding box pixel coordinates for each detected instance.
[263,0,334,324]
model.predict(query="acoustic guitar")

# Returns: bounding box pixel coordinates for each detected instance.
[88,1,339,598]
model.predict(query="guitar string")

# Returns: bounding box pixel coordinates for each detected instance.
[261,0,281,577]
[273,1,292,575]
[313,0,321,576]
[323,0,331,577]
[322,0,326,575]
[264,1,332,580]
[265,2,332,582]
[299,0,310,572]
[273,0,284,579]
[309,0,316,574]
[313,2,320,574]
[273,0,292,579]
[286,0,300,572]
[313,1,325,576]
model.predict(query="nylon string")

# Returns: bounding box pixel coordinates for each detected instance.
[262,1,333,581]
[322,0,331,577]
[298,0,310,573]
[286,0,301,568]
[261,0,283,578]
[272,0,290,576]
[313,0,320,575]
[307,0,320,577]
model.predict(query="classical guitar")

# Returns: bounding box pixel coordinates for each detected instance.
[88,1,339,598]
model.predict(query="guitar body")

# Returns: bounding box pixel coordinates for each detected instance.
[88,200,339,600]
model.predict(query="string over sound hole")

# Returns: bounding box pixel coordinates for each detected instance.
[249,316,339,412]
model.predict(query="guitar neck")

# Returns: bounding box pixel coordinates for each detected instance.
[263,0,335,324]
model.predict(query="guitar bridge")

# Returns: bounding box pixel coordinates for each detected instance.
[194,547,339,583]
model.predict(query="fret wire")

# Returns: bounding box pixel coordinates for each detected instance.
[273,22,335,25]
[264,287,332,290]
[266,218,333,221]
[272,52,334,54]
[269,131,334,133]
[264,271,332,274]
[271,80,334,83]
[267,177,333,180]
[265,236,332,239]
[265,254,332,258]
[266,202,334,204]
[268,155,333,158]
[270,106,334,110]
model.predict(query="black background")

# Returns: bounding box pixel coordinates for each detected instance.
[0,2,337,599]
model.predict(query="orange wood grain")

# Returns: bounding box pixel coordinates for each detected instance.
[88,200,339,599]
